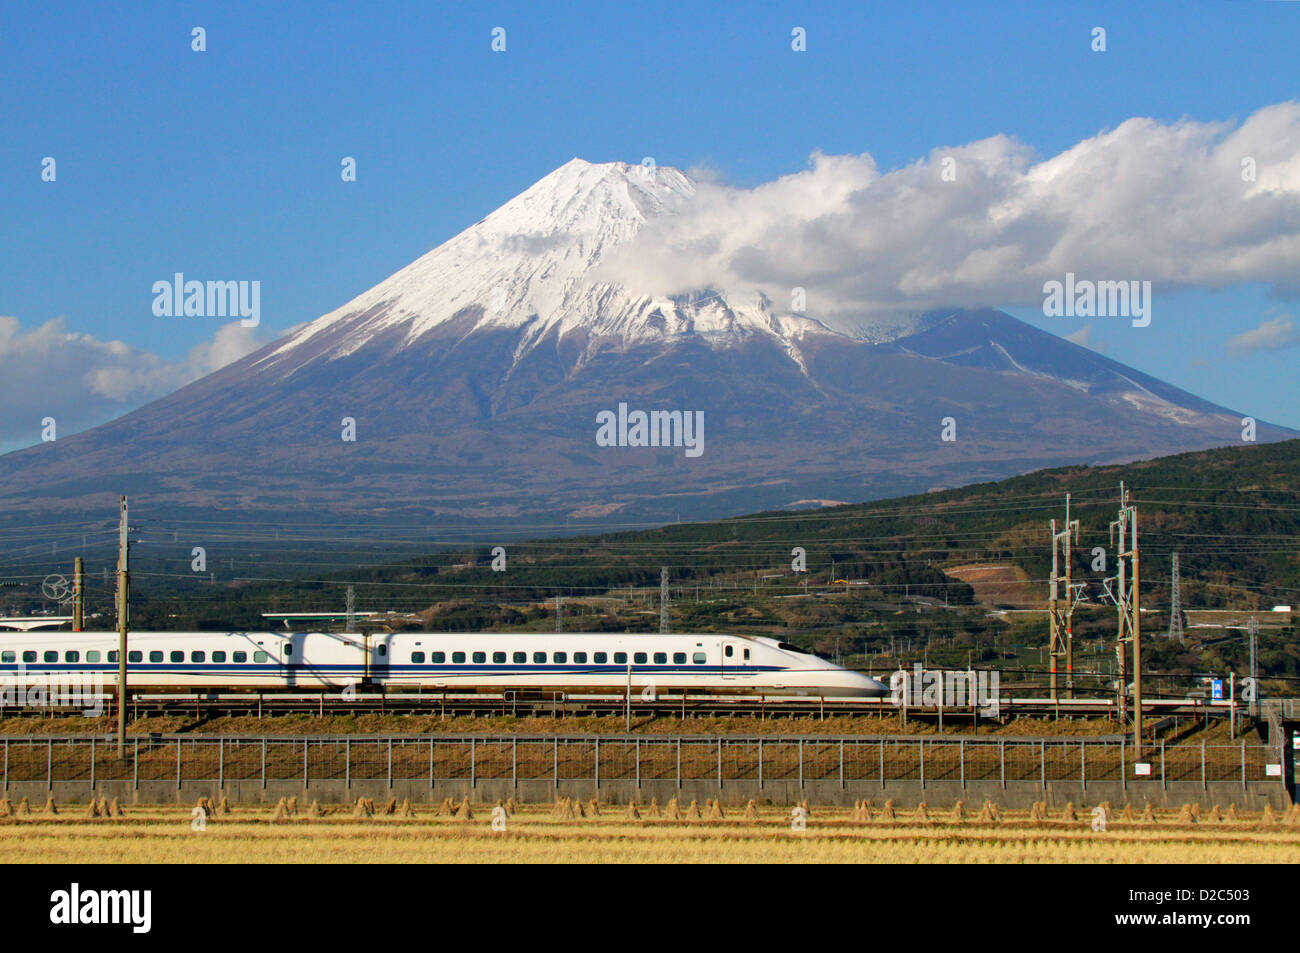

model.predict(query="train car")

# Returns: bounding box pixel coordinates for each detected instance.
[0,630,888,698]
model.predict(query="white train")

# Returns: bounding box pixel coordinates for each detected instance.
[0,630,888,698]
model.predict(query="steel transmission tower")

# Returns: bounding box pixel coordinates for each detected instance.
[1048,494,1080,700]
[1110,482,1143,756]
[1165,552,1184,644]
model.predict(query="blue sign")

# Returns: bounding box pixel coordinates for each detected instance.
[1210,678,1224,701]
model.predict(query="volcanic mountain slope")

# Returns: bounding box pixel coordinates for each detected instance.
[0,159,1290,533]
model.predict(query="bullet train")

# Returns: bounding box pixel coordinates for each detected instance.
[0,630,889,698]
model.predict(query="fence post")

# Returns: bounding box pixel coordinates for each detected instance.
[758,738,763,790]
[429,738,434,788]
[1241,744,1246,792]
[999,739,1005,790]
[345,737,350,790]
[388,738,394,790]
[47,738,52,791]
[1039,740,1045,786]
[959,739,964,789]
[839,739,845,789]
[880,739,885,790]
[133,737,138,791]
[676,738,681,787]
[1080,741,1086,790]
[718,739,723,789]
[919,739,924,788]
[219,738,224,791]
[303,740,309,789]
[3,737,7,791]
[512,737,517,788]
[553,738,558,789]
[798,739,804,789]
[261,738,266,790]
[1121,737,1126,793]
[1201,741,1206,791]
[177,739,182,790]
[90,738,95,792]
[595,737,600,791]
[1160,739,1166,791]
[635,738,640,789]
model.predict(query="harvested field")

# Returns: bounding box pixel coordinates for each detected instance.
[0,800,1296,863]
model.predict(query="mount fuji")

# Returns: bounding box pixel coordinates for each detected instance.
[0,159,1291,536]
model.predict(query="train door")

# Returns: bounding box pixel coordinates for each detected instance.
[370,635,390,683]
[720,641,739,679]
[283,633,303,689]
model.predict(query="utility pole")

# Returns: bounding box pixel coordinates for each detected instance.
[116,495,129,760]
[1247,616,1258,720]
[1048,494,1080,700]
[1111,483,1142,756]
[659,567,669,634]
[72,557,84,632]
[1165,552,1184,644]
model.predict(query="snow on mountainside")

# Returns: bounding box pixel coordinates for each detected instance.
[256,159,838,379]
[0,157,1291,536]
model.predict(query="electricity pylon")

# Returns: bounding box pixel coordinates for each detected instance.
[1048,494,1080,700]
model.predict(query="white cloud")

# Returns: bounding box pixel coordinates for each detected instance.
[1226,315,1300,355]
[0,317,270,450]
[599,102,1300,337]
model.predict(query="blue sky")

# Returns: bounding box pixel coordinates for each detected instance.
[2,0,1298,450]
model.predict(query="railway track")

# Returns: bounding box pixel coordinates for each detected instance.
[0,690,1244,722]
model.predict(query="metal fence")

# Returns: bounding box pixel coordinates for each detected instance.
[0,735,1281,791]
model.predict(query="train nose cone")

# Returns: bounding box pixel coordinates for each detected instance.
[857,674,891,697]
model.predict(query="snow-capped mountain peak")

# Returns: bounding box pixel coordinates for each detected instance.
[256,159,834,377]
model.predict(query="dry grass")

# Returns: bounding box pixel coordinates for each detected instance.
[0,802,1295,864]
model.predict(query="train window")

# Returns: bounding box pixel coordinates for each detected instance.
[149,651,163,663]
[692,652,706,664]
[724,645,734,658]
[87,651,101,663]
[411,651,425,663]
[22,651,36,663]
[673,652,686,664]
[108,651,118,663]
[253,651,269,663]
[614,652,627,664]
[431,652,445,663]
[233,651,247,663]
[554,652,567,664]
[452,652,465,663]
[513,652,526,664]
[65,651,80,663]
[285,644,293,657]
[0,651,13,663]
[594,652,607,664]
[170,651,184,663]
[128,651,141,663]
[212,651,226,663]
[472,652,486,664]
[492,652,506,664]
[533,652,546,664]
[744,649,750,661]
[191,651,205,663]
[653,652,666,664]
[634,652,647,664]
[574,652,587,663]
[44,651,57,663]
[377,645,386,658]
